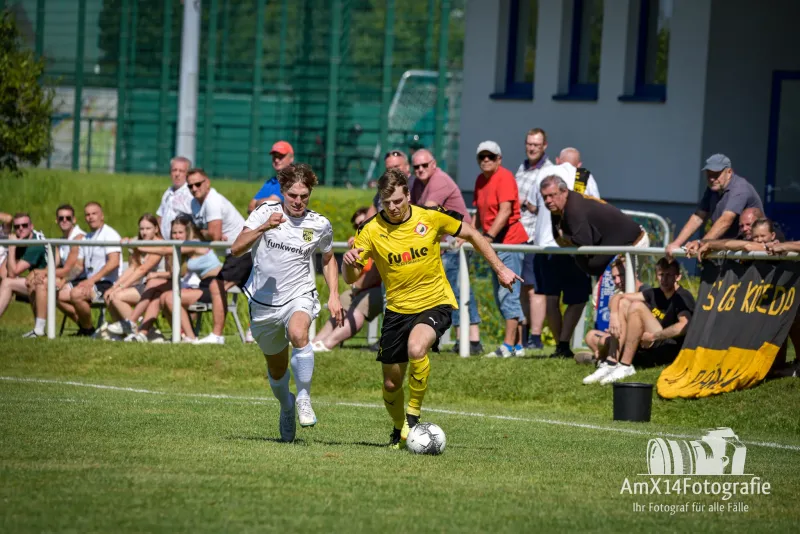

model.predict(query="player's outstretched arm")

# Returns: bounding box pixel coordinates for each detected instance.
[322,250,344,327]
[458,222,523,290]
[231,212,286,257]
[341,248,364,284]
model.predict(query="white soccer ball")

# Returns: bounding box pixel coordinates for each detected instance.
[406,422,446,455]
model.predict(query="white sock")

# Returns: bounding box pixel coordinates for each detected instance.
[290,343,315,401]
[34,318,46,335]
[268,369,293,411]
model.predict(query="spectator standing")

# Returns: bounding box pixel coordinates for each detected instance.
[473,141,529,358]
[156,156,193,242]
[410,148,484,355]
[515,128,552,351]
[248,141,293,213]
[23,205,86,338]
[667,154,763,257]
[0,213,48,321]
[188,168,249,344]
[531,161,599,359]
[69,202,122,336]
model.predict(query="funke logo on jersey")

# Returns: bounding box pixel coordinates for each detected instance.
[387,247,429,265]
[302,229,313,242]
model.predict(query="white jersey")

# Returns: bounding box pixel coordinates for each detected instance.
[78,224,122,283]
[243,202,333,311]
[191,187,245,247]
[533,162,600,247]
[157,183,193,239]
[59,225,86,267]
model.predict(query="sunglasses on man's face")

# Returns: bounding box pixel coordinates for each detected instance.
[14,222,30,230]
[58,215,73,222]
[187,180,205,190]
[413,161,432,171]
[478,153,498,162]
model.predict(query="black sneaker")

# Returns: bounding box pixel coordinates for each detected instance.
[550,346,574,359]
[75,327,96,337]
[388,427,403,449]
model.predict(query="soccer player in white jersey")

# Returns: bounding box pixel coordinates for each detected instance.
[231,163,344,442]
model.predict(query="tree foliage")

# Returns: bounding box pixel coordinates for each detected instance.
[0,9,53,173]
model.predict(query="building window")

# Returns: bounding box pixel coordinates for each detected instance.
[567,0,604,99]
[632,0,671,100]
[504,0,538,98]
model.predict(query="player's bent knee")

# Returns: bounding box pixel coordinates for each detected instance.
[407,340,429,361]
[384,378,401,392]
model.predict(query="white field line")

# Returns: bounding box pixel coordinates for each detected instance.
[3,376,800,452]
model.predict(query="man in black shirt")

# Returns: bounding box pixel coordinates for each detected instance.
[583,258,695,385]
[540,175,647,276]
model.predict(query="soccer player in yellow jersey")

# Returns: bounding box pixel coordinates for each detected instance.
[343,169,522,448]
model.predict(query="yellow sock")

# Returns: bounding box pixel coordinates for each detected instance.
[383,385,405,430]
[407,355,430,417]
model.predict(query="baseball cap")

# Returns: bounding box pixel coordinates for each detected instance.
[270,141,294,155]
[476,140,502,156]
[702,153,731,172]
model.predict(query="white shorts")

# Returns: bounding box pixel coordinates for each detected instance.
[249,294,321,355]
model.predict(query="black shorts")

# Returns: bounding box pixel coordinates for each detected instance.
[217,253,253,289]
[198,277,214,304]
[534,254,591,305]
[94,280,113,297]
[378,304,453,364]
[635,339,682,368]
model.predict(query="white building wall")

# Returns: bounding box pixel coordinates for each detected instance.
[458,0,713,205]
[700,0,800,200]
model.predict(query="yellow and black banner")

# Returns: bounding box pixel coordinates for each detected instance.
[657,260,800,399]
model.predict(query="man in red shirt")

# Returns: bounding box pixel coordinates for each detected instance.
[410,149,484,356]
[473,141,529,358]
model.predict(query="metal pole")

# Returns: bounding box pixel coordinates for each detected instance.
[277,0,289,140]
[176,0,202,163]
[220,0,230,83]
[71,0,87,171]
[172,245,182,343]
[35,0,45,58]
[129,0,138,81]
[204,0,219,171]
[46,244,56,339]
[159,0,174,168]
[424,0,436,70]
[624,252,635,293]
[324,0,342,186]
[114,0,129,172]
[379,0,395,161]
[458,247,470,358]
[248,0,266,180]
[433,0,450,160]
[86,119,93,172]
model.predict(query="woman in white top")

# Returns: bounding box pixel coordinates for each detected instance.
[103,214,165,331]
[22,204,86,338]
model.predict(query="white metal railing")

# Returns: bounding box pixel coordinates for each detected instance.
[2,239,796,353]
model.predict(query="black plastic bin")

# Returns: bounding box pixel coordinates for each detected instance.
[612,382,653,422]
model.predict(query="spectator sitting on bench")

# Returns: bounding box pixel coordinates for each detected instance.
[312,207,383,352]
[119,216,220,343]
[575,257,646,364]
[23,204,86,338]
[99,214,165,339]
[68,202,122,337]
[583,258,695,385]
[0,212,48,322]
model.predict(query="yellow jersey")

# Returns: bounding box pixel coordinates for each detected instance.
[353,205,463,314]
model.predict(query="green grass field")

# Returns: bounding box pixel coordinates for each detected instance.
[1,311,799,532]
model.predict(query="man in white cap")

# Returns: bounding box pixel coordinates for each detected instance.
[473,141,529,358]
[667,154,763,257]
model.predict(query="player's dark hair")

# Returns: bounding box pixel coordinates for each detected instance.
[350,206,370,226]
[278,163,319,192]
[378,168,408,199]
[656,257,680,273]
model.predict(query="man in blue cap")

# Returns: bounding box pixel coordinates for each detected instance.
[666,154,763,257]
